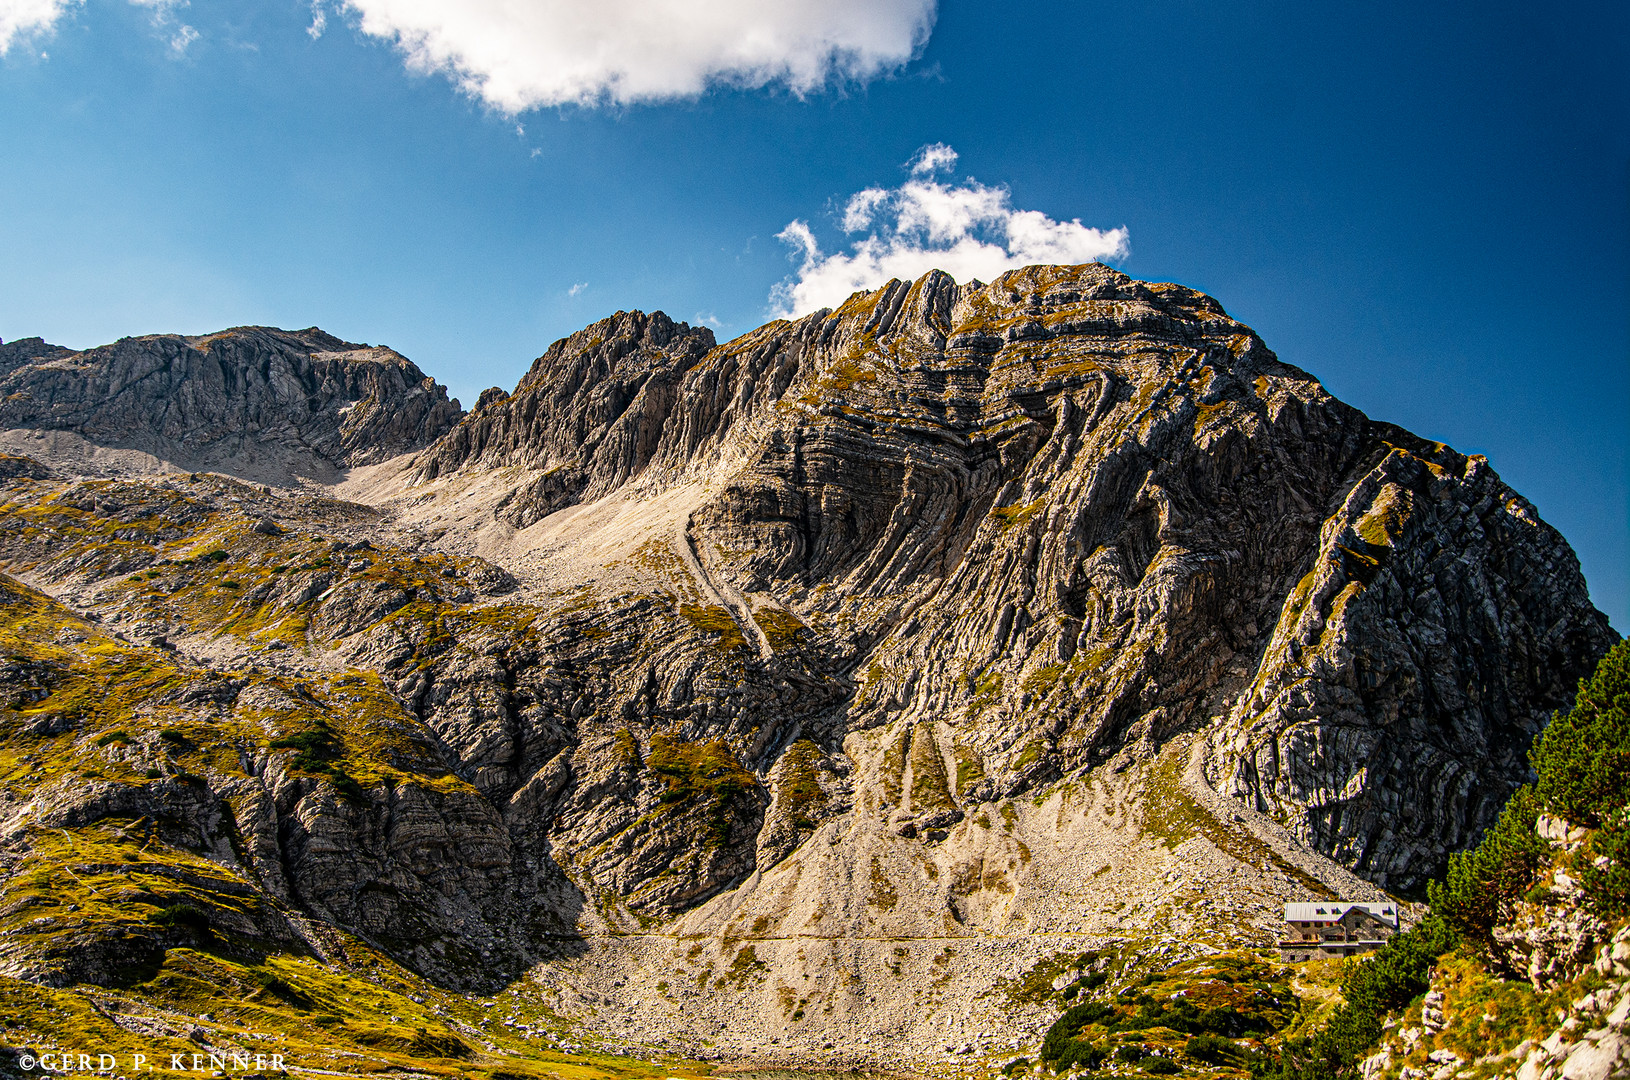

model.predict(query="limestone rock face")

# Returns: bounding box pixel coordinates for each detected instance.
[1208,442,1611,887]
[413,264,1613,892]
[0,326,462,473]
[0,263,1616,1058]
[0,337,77,376]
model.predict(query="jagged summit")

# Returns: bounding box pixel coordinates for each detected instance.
[412,309,717,523]
[0,263,1616,1062]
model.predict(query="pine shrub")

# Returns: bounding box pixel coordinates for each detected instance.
[1532,640,1630,827]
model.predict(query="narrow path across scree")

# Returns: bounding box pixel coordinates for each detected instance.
[673,519,774,660]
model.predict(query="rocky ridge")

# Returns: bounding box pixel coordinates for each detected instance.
[0,263,1617,1063]
[0,326,462,482]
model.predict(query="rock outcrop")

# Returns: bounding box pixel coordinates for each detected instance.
[412,311,716,526]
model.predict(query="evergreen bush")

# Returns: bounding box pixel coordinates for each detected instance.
[1532,641,1630,827]
[1429,786,1548,942]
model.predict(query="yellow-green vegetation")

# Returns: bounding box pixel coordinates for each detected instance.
[0,818,275,986]
[752,606,808,650]
[1014,738,1047,771]
[252,669,466,795]
[1036,354,1105,383]
[0,475,509,665]
[907,723,954,811]
[880,722,911,805]
[1022,662,1066,696]
[1355,486,1411,550]
[645,733,759,845]
[1002,950,1098,1007]
[0,812,716,1078]
[0,481,195,584]
[1012,648,1114,714]
[1277,958,1347,1042]
[947,265,1205,347]
[455,600,545,636]
[791,335,881,407]
[776,739,825,830]
[719,945,767,988]
[953,742,986,796]
[833,286,890,322]
[1039,950,1302,1075]
[646,734,755,804]
[867,855,899,911]
[1386,953,1576,1079]
[1270,569,1319,639]
[825,355,879,393]
[990,499,1045,530]
[0,577,193,791]
[0,945,715,1080]
[1193,399,1232,438]
[625,535,686,580]
[970,669,1005,714]
[677,602,748,652]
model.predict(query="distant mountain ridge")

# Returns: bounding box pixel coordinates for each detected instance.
[0,326,462,479]
[0,263,1616,1064]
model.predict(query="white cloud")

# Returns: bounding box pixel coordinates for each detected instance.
[306,1,327,38]
[909,141,956,175]
[567,281,588,297]
[330,0,936,112]
[127,0,197,56]
[1,0,196,56]
[165,20,195,53]
[771,145,1130,318]
[0,0,78,54]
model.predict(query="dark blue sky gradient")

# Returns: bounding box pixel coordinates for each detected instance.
[2,0,1625,627]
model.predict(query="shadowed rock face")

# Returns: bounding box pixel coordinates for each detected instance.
[0,326,463,471]
[0,264,1615,1054]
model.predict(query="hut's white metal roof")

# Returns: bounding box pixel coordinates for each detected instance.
[1284,902,1398,924]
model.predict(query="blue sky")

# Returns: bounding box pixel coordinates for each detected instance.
[1,0,1626,630]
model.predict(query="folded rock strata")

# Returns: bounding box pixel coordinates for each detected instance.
[0,263,1615,1057]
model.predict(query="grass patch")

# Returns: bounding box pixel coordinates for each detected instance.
[646,733,758,846]
[990,500,1045,530]
[677,603,748,652]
